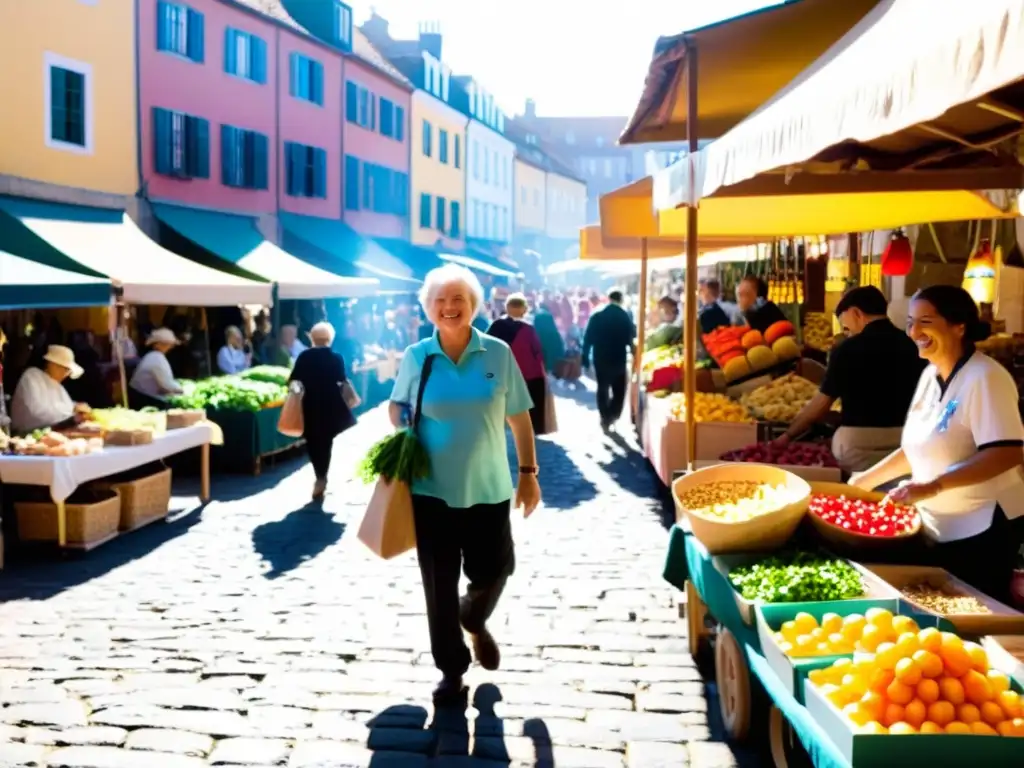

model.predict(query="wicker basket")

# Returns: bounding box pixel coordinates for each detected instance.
[16,491,121,547]
[806,481,921,549]
[166,409,206,429]
[104,429,154,446]
[94,467,172,531]
[672,463,810,554]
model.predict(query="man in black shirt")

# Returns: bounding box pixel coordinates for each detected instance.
[776,286,926,472]
[582,289,636,431]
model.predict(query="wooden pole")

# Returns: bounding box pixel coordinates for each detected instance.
[635,239,649,418]
[683,42,700,470]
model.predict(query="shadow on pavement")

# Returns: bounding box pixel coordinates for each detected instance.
[506,433,598,512]
[251,502,345,579]
[599,432,676,529]
[172,454,307,503]
[0,503,206,601]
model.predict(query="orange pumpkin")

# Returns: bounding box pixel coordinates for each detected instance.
[764,320,796,346]
[741,330,765,350]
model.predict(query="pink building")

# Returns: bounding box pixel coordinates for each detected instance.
[340,33,413,239]
[139,0,342,219]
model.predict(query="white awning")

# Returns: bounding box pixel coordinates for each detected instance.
[439,252,522,279]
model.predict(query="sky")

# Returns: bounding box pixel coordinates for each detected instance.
[351,0,778,118]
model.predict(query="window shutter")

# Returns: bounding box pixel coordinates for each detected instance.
[224,29,236,74]
[370,94,377,131]
[283,142,296,195]
[288,53,299,97]
[220,124,235,185]
[313,148,327,198]
[298,58,310,100]
[153,107,172,175]
[252,132,269,190]
[189,117,210,178]
[49,67,66,141]
[156,1,169,50]
[395,107,404,142]
[311,61,324,106]
[187,9,205,63]
[345,81,357,122]
[251,36,267,84]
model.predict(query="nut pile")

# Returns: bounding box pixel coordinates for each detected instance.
[678,480,801,522]
[901,582,991,615]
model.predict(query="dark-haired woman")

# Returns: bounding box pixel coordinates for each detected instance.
[850,285,1024,603]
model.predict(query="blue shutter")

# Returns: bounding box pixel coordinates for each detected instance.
[369,94,376,131]
[224,29,236,74]
[284,142,296,195]
[345,81,357,122]
[220,124,235,185]
[313,148,327,198]
[252,132,268,190]
[311,61,324,106]
[251,36,267,84]
[344,155,359,211]
[396,107,405,142]
[153,107,172,175]
[288,53,299,97]
[190,117,210,178]
[156,1,170,50]
[187,9,205,63]
[298,57,310,101]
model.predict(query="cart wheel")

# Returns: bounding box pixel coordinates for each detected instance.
[685,580,707,657]
[715,626,751,741]
[769,705,813,768]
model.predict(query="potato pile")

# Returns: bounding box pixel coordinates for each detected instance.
[741,373,819,423]
[677,480,801,522]
[668,392,753,424]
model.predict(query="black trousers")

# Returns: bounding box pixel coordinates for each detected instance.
[594,364,628,423]
[525,377,547,434]
[305,432,334,480]
[412,494,515,678]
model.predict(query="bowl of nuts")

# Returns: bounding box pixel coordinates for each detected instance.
[672,463,811,554]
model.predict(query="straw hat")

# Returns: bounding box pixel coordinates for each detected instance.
[145,328,179,346]
[42,345,84,380]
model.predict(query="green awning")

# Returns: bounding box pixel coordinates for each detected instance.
[0,249,110,309]
[278,212,422,294]
[152,204,378,299]
[0,197,271,306]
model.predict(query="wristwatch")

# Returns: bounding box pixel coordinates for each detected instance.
[519,465,539,477]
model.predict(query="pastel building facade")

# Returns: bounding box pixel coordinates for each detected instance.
[0,0,136,204]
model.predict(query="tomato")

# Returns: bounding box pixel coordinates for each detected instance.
[808,493,919,538]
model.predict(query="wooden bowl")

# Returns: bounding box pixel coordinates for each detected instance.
[672,463,810,554]
[806,482,921,549]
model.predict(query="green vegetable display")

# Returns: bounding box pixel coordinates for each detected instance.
[357,429,430,485]
[240,366,291,387]
[728,551,864,604]
[169,376,287,413]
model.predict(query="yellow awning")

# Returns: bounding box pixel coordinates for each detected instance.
[620,0,881,144]
[601,176,1018,240]
[580,224,758,261]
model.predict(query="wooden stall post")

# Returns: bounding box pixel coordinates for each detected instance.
[56,500,67,548]
[200,443,211,502]
[683,41,700,469]
[634,239,649,418]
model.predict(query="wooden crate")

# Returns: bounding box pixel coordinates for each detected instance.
[16,491,120,549]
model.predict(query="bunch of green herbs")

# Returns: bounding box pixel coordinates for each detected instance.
[357,428,431,485]
[728,551,863,604]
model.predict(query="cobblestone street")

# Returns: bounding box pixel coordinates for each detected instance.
[0,386,754,768]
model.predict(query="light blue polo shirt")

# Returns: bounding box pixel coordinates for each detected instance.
[390,328,534,509]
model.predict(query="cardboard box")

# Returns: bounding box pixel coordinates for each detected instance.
[694,459,842,483]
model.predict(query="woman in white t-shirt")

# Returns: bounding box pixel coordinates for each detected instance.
[851,285,1024,603]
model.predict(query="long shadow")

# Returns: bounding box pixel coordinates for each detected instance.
[598,432,676,529]
[172,455,307,503]
[548,375,597,411]
[0,502,206,601]
[251,503,345,579]
[506,432,598,512]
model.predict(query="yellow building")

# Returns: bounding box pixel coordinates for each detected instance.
[514,158,546,234]
[0,0,136,197]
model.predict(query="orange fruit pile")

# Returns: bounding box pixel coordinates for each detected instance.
[778,607,918,658]
[808,626,1024,736]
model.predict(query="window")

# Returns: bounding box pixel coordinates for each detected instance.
[361,162,374,209]
[436,196,446,234]
[439,129,448,164]
[344,155,360,211]
[379,97,394,138]
[472,141,479,180]
[153,107,209,178]
[450,201,460,238]
[419,193,431,228]
[46,55,91,153]
[346,82,375,129]
[156,1,204,63]
[284,141,326,198]
[220,125,268,189]
[483,147,490,183]
[333,1,353,50]
[453,134,460,169]
[504,158,510,190]
[473,200,480,236]
[224,29,266,83]
[289,53,324,106]
[501,208,508,240]
[422,120,432,157]
[394,106,405,142]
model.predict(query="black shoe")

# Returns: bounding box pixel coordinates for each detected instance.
[432,675,466,704]
[469,627,501,671]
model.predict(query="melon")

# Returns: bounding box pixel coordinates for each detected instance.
[723,355,752,383]
[764,320,796,346]
[746,345,779,372]
[772,336,801,361]
[741,329,765,350]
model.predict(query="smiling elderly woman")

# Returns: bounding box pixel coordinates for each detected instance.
[389,264,541,703]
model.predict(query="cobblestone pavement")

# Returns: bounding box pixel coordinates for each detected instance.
[0,384,759,768]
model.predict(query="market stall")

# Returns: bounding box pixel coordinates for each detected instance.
[665,464,1024,767]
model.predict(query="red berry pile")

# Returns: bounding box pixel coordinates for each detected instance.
[808,493,919,538]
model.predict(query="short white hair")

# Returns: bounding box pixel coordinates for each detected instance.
[309,321,335,346]
[419,263,484,320]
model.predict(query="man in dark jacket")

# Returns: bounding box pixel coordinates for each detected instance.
[582,290,636,431]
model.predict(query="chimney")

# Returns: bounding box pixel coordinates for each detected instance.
[362,9,389,43]
[418,20,443,59]
[524,98,536,119]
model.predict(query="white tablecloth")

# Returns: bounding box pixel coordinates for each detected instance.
[0,424,214,503]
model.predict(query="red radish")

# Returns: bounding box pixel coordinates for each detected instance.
[808,493,919,538]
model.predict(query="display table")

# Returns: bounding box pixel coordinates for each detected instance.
[0,424,217,547]
[207,406,302,473]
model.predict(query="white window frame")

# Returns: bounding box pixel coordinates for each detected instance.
[233,31,252,80]
[44,52,94,155]
[335,2,351,47]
